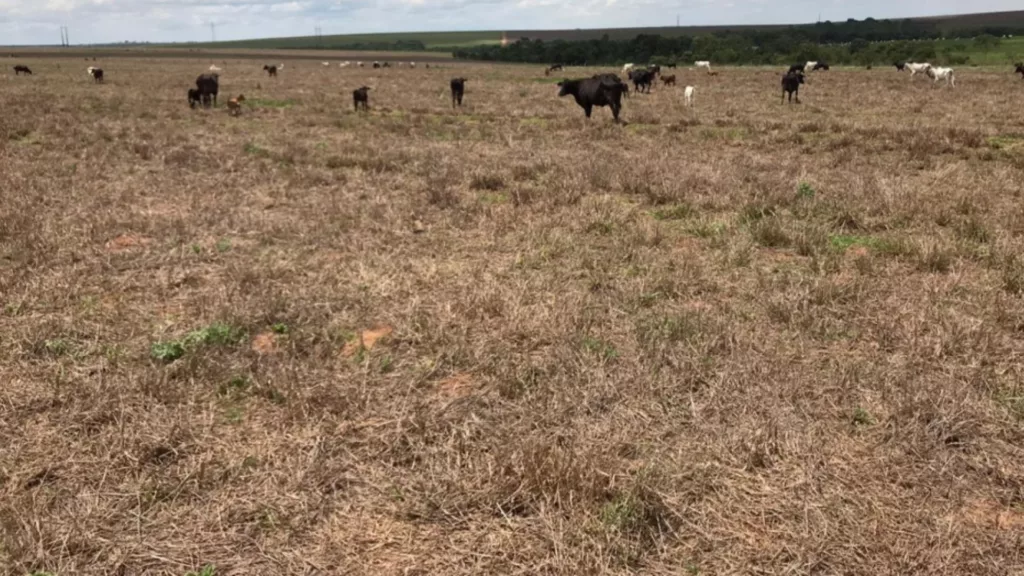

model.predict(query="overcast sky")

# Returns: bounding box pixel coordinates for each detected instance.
[0,0,1020,46]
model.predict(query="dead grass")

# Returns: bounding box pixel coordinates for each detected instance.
[3,57,1024,575]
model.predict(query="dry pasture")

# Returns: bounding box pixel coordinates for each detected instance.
[3,57,1024,575]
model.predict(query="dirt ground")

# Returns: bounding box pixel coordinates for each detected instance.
[3,57,1024,575]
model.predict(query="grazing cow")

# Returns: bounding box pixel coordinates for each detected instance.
[357,62,364,67]
[804,61,818,73]
[372,62,381,69]
[322,62,331,67]
[927,66,955,87]
[622,63,635,73]
[661,74,676,86]
[87,66,103,82]
[557,76,626,122]
[894,61,907,72]
[263,64,282,77]
[1015,63,1024,78]
[340,61,351,68]
[812,61,829,71]
[13,65,31,75]
[695,61,712,72]
[188,88,202,108]
[781,71,805,104]
[410,62,417,68]
[666,62,677,69]
[788,63,805,74]
[906,63,932,77]
[628,69,655,94]
[209,65,222,72]
[353,86,371,111]
[545,64,564,76]
[383,62,391,68]
[195,73,220,108]
[684,85,695,107]
[450,77,466,108]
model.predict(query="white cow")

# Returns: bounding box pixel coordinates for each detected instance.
[322,62,330,67]
[906,62,932,77]
[927,66,955,86]
[695,61,712,72]
[340,61,351,68]
[209,65,222,72]
[684,85,695,107]
[623,63,635,73]
[409,62,417,68]
[804,61,818,73]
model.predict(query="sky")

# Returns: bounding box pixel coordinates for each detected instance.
[0,0,1020,46]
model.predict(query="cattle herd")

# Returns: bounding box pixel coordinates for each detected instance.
[8,58,1024,123]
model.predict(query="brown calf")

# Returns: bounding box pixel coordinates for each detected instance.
[227,95,246,116]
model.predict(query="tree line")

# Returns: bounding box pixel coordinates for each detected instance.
[452,18,1024,66]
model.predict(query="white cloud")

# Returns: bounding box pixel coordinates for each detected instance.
[1,0,1021,45]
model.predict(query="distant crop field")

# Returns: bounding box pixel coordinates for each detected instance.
[187,30,506,50]
[170,10,1024,53]
[936,36,1024,65]
[4,57,1024,575]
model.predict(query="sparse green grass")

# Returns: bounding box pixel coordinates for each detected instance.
[245,97,298,109]
[652,204,695,221]
[852,407,875,426]
[151,323,247,363]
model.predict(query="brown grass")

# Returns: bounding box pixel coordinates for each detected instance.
[3,57,1024,575]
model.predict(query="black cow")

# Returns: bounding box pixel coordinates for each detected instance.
[812,62,829,71]
[788,63,805,74]
[649,64,661,76]
[450,77,466,108]
[782,71,805,104]
[195,73,220,108]
[353,86,371,111]
[88,67,103,82]
[557,76,626,122]
[372,62,381,69]
[188,88,202,109]
[13,65,31,75]
[545,64,564,76]
[382,62,391,68]
[666,62,677,69]
[263,64,280,77]
[894,61,906,72]
[593,73,628,98]
[1016,63,1024,78]
[628,69,655,94]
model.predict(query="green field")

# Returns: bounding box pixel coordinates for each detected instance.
[185,30,505,51]
[935,36,1024,65]
[174,10,1024,53]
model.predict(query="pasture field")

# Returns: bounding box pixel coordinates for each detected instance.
[3,58,1024,575]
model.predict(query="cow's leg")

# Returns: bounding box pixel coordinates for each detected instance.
[583,104,592,118]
